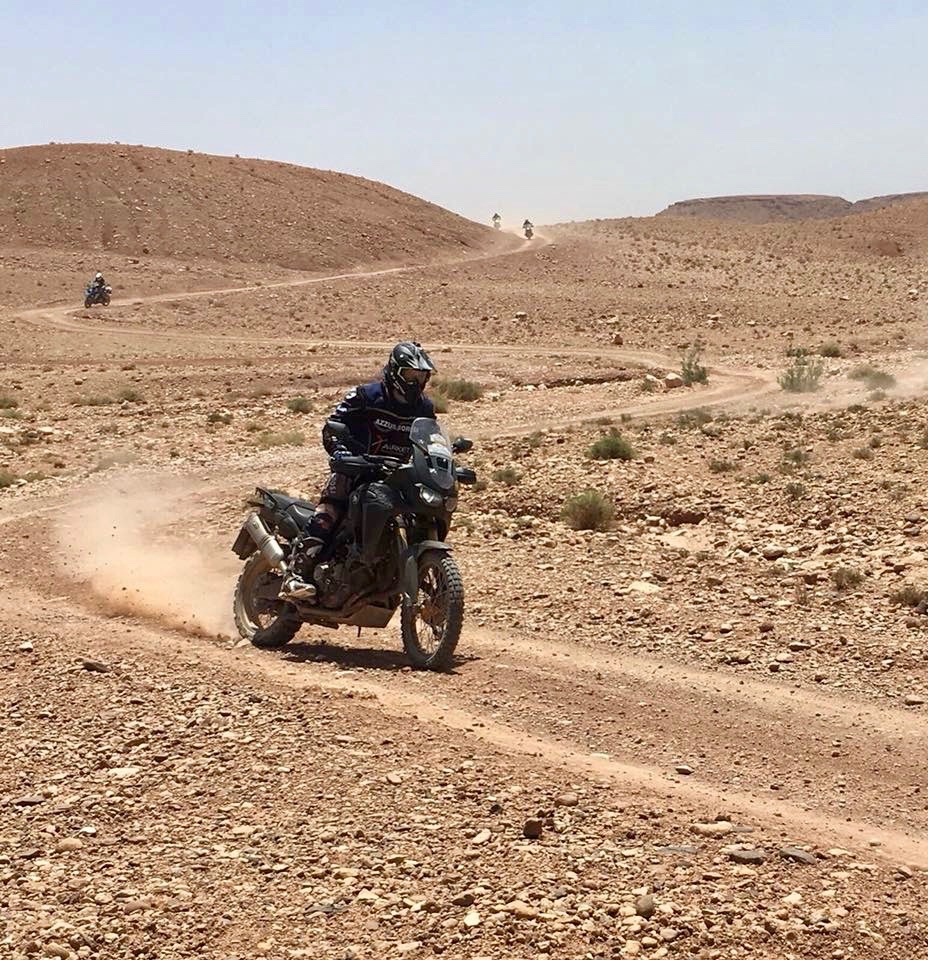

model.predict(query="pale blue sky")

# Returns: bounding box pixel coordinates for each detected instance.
[3,1,926,223]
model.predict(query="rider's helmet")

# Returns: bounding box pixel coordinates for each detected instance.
[94,272,104,281]
[383,341,436,406]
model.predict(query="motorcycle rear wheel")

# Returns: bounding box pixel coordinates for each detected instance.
[400,551,463,671]
[233,553,300,649]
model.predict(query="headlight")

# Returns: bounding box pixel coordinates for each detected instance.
[418,486,443,507]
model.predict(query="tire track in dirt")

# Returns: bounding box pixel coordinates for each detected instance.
[3,578,926,868]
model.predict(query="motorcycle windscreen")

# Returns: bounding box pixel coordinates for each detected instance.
[410,418,455,492]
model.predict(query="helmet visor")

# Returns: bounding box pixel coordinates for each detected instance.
[400,368,431,387]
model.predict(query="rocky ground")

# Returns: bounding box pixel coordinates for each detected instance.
[3,156,928,956]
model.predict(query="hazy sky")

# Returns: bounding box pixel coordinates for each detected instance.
[3,1,926,224]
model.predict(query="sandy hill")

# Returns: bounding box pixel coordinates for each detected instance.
[0,143,495,271]
[658,191,928,224]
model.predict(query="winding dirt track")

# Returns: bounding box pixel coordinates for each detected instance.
[4,241,925,876]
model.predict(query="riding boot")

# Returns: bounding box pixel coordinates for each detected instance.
[279,535,324,601]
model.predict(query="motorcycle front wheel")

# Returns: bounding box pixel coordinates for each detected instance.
[233,553,300,649]
[400,550,463,671]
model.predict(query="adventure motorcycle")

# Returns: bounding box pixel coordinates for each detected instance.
[523,224,534,239]
[84,284,112,307]
[231,418,476,671]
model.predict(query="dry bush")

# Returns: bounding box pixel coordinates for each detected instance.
[562,490,615,531]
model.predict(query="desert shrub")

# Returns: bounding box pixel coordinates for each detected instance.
[562,490,615,531]
[752,472,772,484]
[286,396,312,414]
[72,395,116,407]
[491,466,521,485]
[257,430,305,450]
[658,431,677,445]
[0,470,17,488]
[1,408,25,420]
[709,459,738,473]
[588,430,636,461]
[0,395,19,409]
[676,408,713,430]
[778,355,824,393]
[891,584,928,609]
[782,446,811,466]
[680,340,708,385]
[852,447,874,460]
[830,566,864,591]
[526,432,544,449]
[819,341,843,358]
[785,345,811,358]
[851,365,894,389]
[849,365,896,390]
[433,378,483,402]
[869,434,882,449]
[430,390,449,414]
[784,481,807,500]
[207,411,233,425]
[116,387,144,403]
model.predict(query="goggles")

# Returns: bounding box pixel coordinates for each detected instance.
[400,369,431,387]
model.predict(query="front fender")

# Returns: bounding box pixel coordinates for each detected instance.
[401,540,452,603]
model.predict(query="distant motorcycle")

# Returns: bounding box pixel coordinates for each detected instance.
[84,285,112,308]
[492,215,501,230]
[523,224,534,240]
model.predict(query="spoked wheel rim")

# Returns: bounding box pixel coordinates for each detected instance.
[237,556,287,634]
[413,564,452,655]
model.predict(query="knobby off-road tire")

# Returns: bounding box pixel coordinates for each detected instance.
[233,553,300,649]
[400,551,464,671]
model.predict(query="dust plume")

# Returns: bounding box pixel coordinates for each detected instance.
[54,475,239,637]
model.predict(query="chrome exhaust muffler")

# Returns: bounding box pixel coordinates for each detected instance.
[244,512,287,572]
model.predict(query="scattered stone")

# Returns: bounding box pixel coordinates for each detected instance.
[554,792,579,807]
[692,820,733,837]
[55,837,85,852]
[18,640,34,653]
[904,694,925,706]
[727,847,767,865]
[674,764,694,776]
[81,658,111,673]
[779,846,817,865]
[522,817,544,839]
[452,891,475,907]
[503,900,537,920]
[635,894,656,919]
[471,828,491,845]
[782,891,804,907]
[663,373,685,389]
[463,909,481,927]
[762,545,786,561]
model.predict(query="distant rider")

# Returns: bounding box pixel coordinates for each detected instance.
[90,271,107,292]
[492,213,501,229]
[522,219,533,232]
[280,341,438,601]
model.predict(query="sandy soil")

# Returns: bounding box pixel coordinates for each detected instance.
[2,146,928,958]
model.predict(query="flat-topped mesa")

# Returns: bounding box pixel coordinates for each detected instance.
[851,192,928,213]
[657,194,852,223]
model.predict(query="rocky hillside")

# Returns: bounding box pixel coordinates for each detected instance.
[0,143,498,271]
[658,194,852,223]
[659,191,928,224]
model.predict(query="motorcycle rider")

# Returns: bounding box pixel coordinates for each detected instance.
[492,213,501,229]
[89,271,107,294]
[522,219,533,232]
[280,341,438,601]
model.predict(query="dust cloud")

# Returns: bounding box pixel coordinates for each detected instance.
[54,475,239,637]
